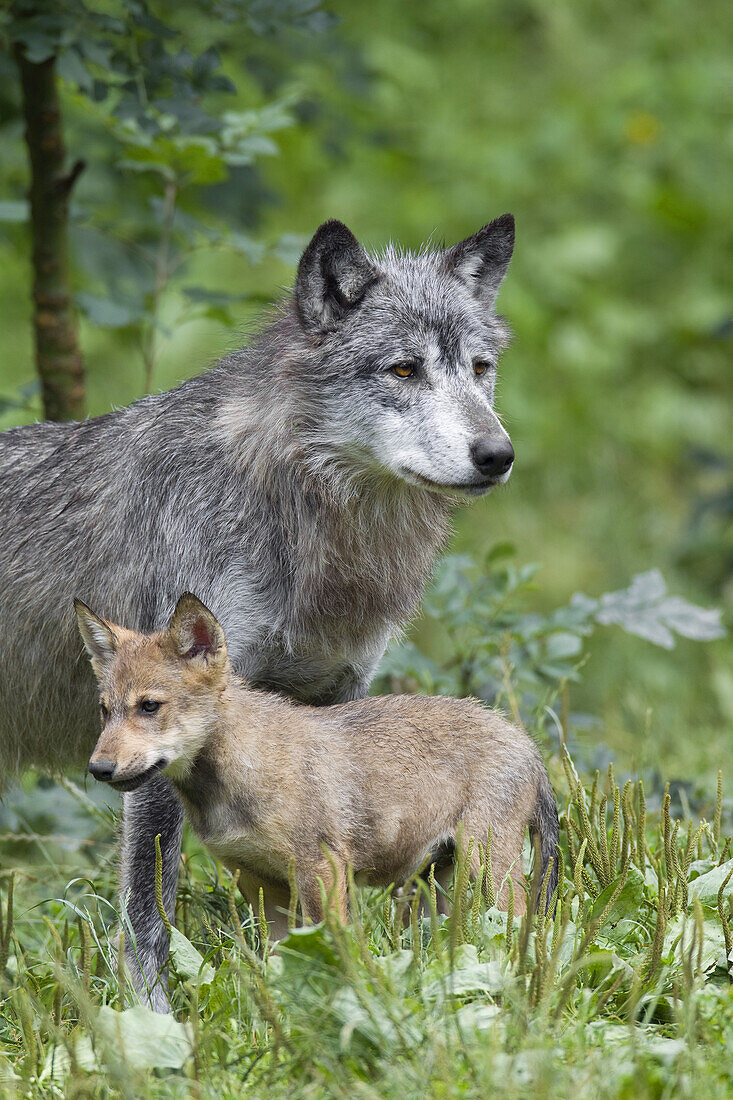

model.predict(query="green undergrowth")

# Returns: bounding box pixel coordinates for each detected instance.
[2,753,733,1098]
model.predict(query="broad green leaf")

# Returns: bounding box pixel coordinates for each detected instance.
[373,948,415,984]
[273,232,309,265]
[543,631,584,660]
[93,1005,192,1071]
[575,949,633,983]
[688,858,716,879]
[77,292,142,328]
[589,865,645,928]
[40,1034,97,1082]
[0,1056,21,1083]
[15,30,57,63]
[658,596,726,642]
[454,1001,502,1032]
[277,923,344,974]
[665,913,726,973]
[687,858,733,906]
[57,48,93,92]
[423,944,506,1002]
[182,287,251,306]
[0,201,29,223]
[331,986,406,1051]
[593,570,725,648]
[169,926,215,985]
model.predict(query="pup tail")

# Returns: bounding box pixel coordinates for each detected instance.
[530,767,560,913]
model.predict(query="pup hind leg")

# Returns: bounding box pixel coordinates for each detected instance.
[458,819,528,917]
[420,837,478,917]
[486,827,528,916]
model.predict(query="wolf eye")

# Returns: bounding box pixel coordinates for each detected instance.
[473,360,492,376]
[390,362,416,379]
[140,699,161,715]
[100,703,109,723]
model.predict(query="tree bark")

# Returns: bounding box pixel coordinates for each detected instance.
[15,46,85,422]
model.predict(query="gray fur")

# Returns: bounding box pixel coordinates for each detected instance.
[0,217,515,1008]
[534,769,560,910]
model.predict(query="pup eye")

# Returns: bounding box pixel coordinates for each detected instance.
[473,361,492,376]
[140,700,161,715]
[390,362,416,379]
[100,703,109,722]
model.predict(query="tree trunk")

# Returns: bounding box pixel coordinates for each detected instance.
[15,46,86,422]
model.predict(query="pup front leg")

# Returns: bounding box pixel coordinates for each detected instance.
[120,775,183,1012]
[297,858,348,925]
[236,870,292,941]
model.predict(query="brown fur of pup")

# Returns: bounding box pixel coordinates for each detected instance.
[76,593,559,936]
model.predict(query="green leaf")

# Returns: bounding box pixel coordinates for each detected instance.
[589,865,645,928]
[687,858,733,906]
[454,1002,502,1032]
[592,570,725,647]
[657,596,726,642]
[273,232,309,266]
[15,30,57,64]
[182,287,250,306]
[116,158,176,182]
[169,926,215,985]
[422,944,506,1002]
[0,201,29,223]
[77,292,142,328]
[484,541,517,565]
[665,912,726,973]
[40,1033,97,1083]
[276,923,344,974]
[544,631,584,660]
[57,48,94,93]
[331,986,405,1052]
[93,1006,192,1071]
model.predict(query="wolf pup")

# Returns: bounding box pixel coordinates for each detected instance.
[76,594,559,935]
[1,216,516,1007]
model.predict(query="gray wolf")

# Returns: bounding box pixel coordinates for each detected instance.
[0,215,515,1008]
[77,593,559,934]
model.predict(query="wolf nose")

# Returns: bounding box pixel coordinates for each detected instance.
[470,438,514,478]
[89,758,116,782]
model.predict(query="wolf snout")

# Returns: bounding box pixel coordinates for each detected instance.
[88,757,116,782]
[470,437,514,479]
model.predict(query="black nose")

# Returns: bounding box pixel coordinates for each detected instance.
[470,438,515,478]
[89,758,116,782]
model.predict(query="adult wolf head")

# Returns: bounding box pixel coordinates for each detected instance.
[222,216,515,497]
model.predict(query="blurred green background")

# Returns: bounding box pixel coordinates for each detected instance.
[1,0,731,789]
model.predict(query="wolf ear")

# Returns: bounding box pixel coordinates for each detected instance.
[167,593,226,665]
[444,214,515,307]
[74,599,119,667]
[295,219,378,334]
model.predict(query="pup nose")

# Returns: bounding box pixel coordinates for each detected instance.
[470,438,515,478]
[89,758,116,782]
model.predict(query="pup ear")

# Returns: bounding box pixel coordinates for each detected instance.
[167,593,226,664]
[295,219,378,334]
[74,599,119,667]
[444,213,515,307]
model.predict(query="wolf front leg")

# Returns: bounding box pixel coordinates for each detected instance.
[120,774,183,1013]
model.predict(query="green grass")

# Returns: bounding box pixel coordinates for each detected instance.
[2,751,733,1098]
